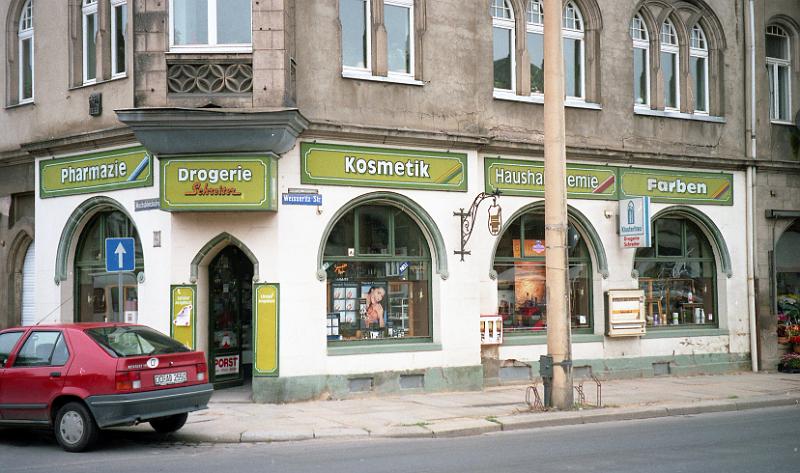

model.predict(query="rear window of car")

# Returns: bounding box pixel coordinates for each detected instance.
[85,326,190,357]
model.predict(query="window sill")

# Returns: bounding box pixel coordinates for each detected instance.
[5,100,35,110]
[68,74,128,91]
[634,107,726,123]
[642,327,726,339]
[169,45,253,54]
[770,120,795,127]
[327,341,441,356]
[502,332,602,346]
[341,70,424,86]
[493,90,601,110]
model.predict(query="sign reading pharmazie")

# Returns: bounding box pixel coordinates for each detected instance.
[160,156,278,211]
[40,147,153,198]
[300,142,468,192]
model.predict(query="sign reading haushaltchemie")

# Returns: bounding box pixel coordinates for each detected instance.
[40,147,153,198]
[484,157,617,200]
[253,283,279,376]
[300,142,468,192]
[170,285,196,350]
[619,168,733,206]
[160,156,277,211]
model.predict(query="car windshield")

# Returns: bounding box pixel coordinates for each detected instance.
[85,326,190,357]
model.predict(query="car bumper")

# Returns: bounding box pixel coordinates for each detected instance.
[85,383,214,428]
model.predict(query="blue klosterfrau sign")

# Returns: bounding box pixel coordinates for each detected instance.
[282,193,322,206]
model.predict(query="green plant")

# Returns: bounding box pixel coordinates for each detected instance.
[780,353,800,370]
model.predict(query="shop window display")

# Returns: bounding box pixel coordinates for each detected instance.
[74,211,143,323]
[493,212,592,333]
[775,221,800,341]
[635,218,717,328]
[324,205,431,342]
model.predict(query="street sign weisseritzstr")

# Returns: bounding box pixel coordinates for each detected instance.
[105,237,136,272]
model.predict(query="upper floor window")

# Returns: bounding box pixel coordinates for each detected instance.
[660,19,679,110]
[631,14,649,107]
[341,0,418,82]
[689,24,709,114]
[18,0,34,102]
[111,0,127,77]
[82,0,98,84]
[494,0,595,102]
[492,0,515,91]
[766,24,791,122]
[170,0,252,52]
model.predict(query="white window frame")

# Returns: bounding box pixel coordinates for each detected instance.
[341,0,372,75]
[110,0,127,78]
[527,0,544,96]
[660,19,680,111]
[18,0,34,103]
[562,1,585,101]
[631,13,650,108]
[492,0,516,94]
[689,24,709,114]
[82,0,98,85]
[169,0,253,53]
[384,0,414,79]
[766,25,792,123]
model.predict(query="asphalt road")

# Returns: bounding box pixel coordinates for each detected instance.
[1,406,798,473]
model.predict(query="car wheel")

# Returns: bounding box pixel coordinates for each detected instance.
[149,413,188,434]
[54,402,99,453]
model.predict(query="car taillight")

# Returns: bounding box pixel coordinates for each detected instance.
[196,363,207,382]
[115,371,141,391]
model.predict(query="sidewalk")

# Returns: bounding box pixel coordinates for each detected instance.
[135,372,800,443]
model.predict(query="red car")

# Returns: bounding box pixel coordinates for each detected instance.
[0,323,213,452]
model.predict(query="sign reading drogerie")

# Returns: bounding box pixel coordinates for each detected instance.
[300,142,467,192]
[160,156,277,211]
[40,147,153,198]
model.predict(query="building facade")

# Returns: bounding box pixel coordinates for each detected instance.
[1,0,797,402]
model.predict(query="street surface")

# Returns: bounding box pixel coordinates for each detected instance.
[0,406,797,472]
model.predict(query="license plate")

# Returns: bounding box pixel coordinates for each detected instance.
[154,371,187,386]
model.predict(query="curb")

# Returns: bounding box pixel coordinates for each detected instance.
[170,396,800,445]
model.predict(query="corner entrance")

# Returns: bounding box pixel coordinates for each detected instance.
[208,246,253,388]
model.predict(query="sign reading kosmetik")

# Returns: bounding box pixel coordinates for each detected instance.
[485,157,617,199]
[300,142,468,192]
[39,147,153,198]
[160,156,277,211]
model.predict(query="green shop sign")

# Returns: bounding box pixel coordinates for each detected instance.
[485,157,617,199]
[484,157,734,206]
[619,168,733,206]
[301,142,467,192]
[160,156,278,211]
[40,147,153,198]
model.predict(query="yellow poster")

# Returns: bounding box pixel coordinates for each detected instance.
[170,285,195,349]
[254,284,279,376]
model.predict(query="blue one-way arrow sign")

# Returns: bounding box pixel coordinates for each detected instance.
[105,237,136,272]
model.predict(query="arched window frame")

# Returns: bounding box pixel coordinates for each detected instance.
[82,0,98,85]
[631,13,650,107]
[526,0,544,95]
[689,23,709,114]
[766,24,792,123]
[660,18,680,111]
[17,0,34,103]
[562,1,585,100]
[492,0,516,93]
[110,0,127,77]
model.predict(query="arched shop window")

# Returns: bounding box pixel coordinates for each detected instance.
[74,210,143,323]
[323,204,431,342]
[775,221,800,323]
[494,211,592,333]
[634,217,717,327]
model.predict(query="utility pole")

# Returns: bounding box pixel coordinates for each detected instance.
[543,0,573,409]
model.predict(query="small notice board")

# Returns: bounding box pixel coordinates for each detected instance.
[605,289,646,337]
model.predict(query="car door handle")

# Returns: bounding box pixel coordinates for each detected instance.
[50,372,61,378]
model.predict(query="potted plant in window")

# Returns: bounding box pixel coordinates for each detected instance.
[778,352,800,373]
[777,298,800,345]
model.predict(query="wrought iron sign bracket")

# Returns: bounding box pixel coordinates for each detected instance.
[454,190,501,261]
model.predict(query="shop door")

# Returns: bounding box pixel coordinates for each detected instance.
[21,242,35,326]
[208,246,253,388]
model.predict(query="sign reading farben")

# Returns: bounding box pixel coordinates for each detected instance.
[301,142,467,192]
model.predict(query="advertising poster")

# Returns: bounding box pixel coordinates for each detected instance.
[170,285,196,349]
[254,283,279,376]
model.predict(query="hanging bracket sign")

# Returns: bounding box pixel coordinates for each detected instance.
[619,196,651,249]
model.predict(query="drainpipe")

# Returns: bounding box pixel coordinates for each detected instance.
[746,0,759,372]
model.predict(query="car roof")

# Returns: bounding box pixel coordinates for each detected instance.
[3,322,142,331]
